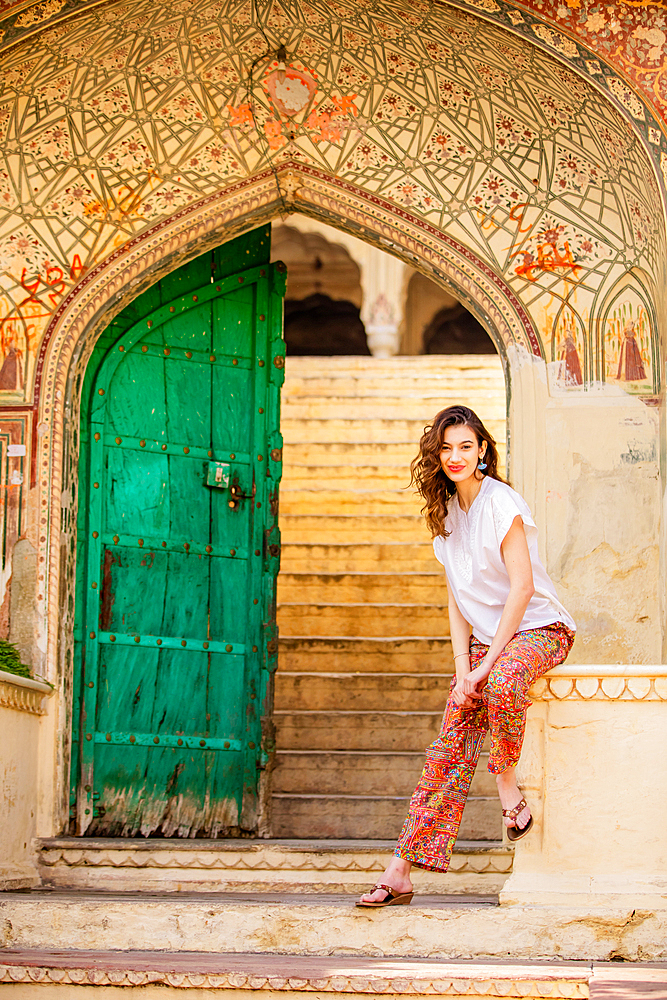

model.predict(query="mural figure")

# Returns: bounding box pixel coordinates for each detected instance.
[605,294,653,393]
[0,345,23,392]
[558,321,583,386]
[552,312,584,387]
[616,320,647,382]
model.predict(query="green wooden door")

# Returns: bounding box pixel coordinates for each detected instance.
[71,227,286,837]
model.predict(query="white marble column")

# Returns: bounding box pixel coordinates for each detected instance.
[357,247,405,358]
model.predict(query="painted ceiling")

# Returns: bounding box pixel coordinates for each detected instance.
[0,0,663,403]
[1,0,666,139]
[0,0,660,274]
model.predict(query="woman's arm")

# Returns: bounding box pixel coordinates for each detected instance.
[458,514,534,698]
[446,576,477,708]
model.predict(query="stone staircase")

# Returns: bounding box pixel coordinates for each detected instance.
[273,355,506,843]
[2,355,662,992]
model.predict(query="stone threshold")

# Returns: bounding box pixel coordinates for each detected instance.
[11,889,500,906]
[38,837,509,854]
[3,890,666,962]
[0,949,593,996]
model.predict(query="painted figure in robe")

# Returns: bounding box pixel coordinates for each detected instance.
[559,329,582,386]
[616,320,646,381]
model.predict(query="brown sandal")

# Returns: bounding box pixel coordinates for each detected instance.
[503,796,534,842]
[355,883,414,908]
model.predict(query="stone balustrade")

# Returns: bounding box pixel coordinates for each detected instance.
[501,664,667,912]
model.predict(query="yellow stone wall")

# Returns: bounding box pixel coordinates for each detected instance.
[0,672,52,889]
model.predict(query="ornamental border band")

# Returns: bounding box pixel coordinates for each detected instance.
[356,404,575,909]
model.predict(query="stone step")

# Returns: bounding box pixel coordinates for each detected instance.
[280,543,436,573]
[283,376,505,395]
[280,514,425,543]
[281,445,507,475]
[274,710,444,751]
[274,672,451,713]
[277,573,446,604]
[277,604,449,638]
[1,893,661,963]
[271,795,500,841]
[281,465,416,488]
[1,889,510,957]
[0,948,600,996]
[272,750,496,797]
[281,442,438,465]
[282,399,506,420]
[282,418,504,444]
[36,838,511,896]
[280,489,424,516]
[278,637,453,673]
[284,353,503,375]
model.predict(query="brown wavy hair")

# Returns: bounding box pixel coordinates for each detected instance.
[410,405,506,538]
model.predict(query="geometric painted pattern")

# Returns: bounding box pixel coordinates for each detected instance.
[0,0,663,400]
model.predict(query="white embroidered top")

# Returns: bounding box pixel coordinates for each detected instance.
[433,476,576,645]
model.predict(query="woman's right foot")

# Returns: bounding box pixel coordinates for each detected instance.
[496,769,531,831]
[358,861,413,903]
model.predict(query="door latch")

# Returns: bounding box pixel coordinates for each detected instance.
[228,478,255,511]
[206,461,230,488]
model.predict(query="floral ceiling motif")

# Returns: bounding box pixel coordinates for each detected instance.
[449,0,667,168]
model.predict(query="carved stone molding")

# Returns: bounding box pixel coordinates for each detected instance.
[0,670,52,715]
[38,843,513,875]
[530,666,667,702]
[0,961,588,997]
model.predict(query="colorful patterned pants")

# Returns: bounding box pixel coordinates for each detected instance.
[394,622,575,873]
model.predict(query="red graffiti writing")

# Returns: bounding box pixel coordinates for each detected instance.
[264,118,287,150]
[0,253,91,382]
[514,240,581,281]
[227,103,254,127]
[508,202,532,233]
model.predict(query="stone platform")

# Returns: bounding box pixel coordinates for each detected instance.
[1,950,667,999]
[2,888,667,963]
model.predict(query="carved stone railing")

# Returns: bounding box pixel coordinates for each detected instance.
[530,665,667,702]
[0,669,53,890]
[0,669,52,715]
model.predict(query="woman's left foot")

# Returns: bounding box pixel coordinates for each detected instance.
[357,860,413,905]
[356,884,414,908]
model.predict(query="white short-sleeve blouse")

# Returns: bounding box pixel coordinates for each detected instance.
[433,476,576,645]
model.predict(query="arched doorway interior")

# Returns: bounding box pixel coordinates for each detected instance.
[271,224,369,355]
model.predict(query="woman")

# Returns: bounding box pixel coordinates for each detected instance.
[357,405,575,907]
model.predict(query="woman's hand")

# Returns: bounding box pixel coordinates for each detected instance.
[451,667,485,709]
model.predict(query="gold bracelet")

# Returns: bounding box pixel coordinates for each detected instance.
[454,653,469,659]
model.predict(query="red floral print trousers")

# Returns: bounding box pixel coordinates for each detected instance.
[394,622,575,873]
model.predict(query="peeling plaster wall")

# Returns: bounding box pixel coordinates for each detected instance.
[509,347,662,663]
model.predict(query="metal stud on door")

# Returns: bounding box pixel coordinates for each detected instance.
[71,230,285,837]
